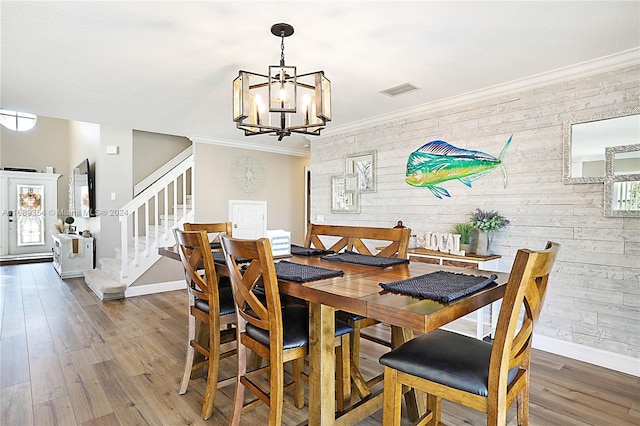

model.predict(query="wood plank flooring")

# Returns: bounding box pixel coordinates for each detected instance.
[1,262,639,425]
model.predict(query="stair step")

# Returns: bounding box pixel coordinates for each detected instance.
[99,257,123,281]
[84,269,126,300]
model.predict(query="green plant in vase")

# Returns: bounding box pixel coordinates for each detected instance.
[469,208,509,256]
[451,222,474,249]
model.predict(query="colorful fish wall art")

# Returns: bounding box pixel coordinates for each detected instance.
[405,135,512,199]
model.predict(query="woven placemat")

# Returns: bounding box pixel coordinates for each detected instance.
[275,260,344,282]
[321,250,409,267]
[290,244,334,256]
[380,270,498,302]
[212,251,249,265]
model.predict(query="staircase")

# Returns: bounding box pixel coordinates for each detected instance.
[84,151,194,300]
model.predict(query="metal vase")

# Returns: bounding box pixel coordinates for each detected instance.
[475,230,491,256]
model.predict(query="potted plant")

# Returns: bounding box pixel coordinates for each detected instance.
[451,222,474,252]
[469,208,509,256]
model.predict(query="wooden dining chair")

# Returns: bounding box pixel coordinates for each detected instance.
[304,223,411,400]
[220,235,354,424]
[184,222,232,245]
[184,221,233,287]
[379,242,560,426]
[175,229,237,420]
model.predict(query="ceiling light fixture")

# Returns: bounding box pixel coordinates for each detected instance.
[233,23,331,141]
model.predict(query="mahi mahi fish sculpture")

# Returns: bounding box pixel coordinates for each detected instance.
[405,135,512,199]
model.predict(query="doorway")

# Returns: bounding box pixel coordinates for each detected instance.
[0,171,61,257]
[228,200,267,238]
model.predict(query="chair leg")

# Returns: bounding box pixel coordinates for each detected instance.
[425,393,441,426]
[179,314,197,394]
[487,401,507,426]
[382,367,402,426]
[391,325,425,421]
[292,356,305,409]
[350,319,362,369]
[268,348,285,425]
[201,328,221,420]
[230,342,247,426]
[348,319,364,405]
[517,379,530,425]
[335,334,351,412]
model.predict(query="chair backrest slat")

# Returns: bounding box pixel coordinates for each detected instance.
[489,241,560,395]
[304,223,411,258]
[221,236,284,351]
[184,222,233,242]
[175,229,221,313]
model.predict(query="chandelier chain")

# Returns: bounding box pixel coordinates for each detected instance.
[280,32,285,65]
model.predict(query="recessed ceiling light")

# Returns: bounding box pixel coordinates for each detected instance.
[380,82,420,97]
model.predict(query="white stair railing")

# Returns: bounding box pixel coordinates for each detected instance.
[118,155,194,283]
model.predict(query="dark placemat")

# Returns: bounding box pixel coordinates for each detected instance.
[212,251,249,265]
[320,250,409,267]
[290,244,334,256]
[275,260,344,282]
[379,270,498,302]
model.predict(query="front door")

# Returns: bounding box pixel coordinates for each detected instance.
[0,171,60,256]
[229,200,267,238]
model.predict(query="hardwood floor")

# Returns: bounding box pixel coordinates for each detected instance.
[1,262,639,425]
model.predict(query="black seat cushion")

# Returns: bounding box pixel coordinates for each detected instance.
[218,275,232,288]
[194,285,236,317]
[335,310,366,322]
[379,329,518,397]
[246,304,353,350]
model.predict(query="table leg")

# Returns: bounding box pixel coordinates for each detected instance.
[308,302,336,426]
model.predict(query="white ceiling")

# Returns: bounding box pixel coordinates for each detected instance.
[2,1,639,155]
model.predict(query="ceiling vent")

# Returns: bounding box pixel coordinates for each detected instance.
[380,82,420,97]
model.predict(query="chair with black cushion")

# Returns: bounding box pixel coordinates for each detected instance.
[175,229,237,420]
[184,222,232,249]
[304,223,411,400]
[379,242,560,425]
[184,222,233,289]
[220,235,354,424]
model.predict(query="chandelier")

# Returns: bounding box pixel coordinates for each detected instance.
[233,23,331,141]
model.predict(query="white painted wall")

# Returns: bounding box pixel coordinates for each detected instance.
[311,64,640,373]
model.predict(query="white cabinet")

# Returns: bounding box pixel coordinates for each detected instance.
[52,234,94,278]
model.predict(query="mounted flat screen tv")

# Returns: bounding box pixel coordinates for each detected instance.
[72,158,96,217]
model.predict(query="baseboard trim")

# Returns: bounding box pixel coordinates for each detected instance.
[533,334,639,377]
[124,280,186,298]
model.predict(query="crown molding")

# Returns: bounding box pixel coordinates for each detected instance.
[188,135,310,157]
[320,48,640,138]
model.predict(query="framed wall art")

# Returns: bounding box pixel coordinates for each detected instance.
[331,175,360,213]
[346,151,376,192]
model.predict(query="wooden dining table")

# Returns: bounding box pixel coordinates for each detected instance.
[159,246,509,425]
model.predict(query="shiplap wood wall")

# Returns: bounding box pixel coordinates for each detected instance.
[310,64,639,361]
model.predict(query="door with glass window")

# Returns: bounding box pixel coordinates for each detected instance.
[0,171,60,256]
